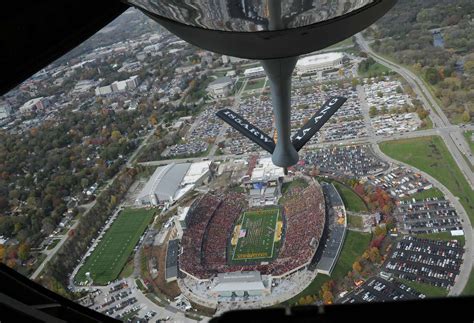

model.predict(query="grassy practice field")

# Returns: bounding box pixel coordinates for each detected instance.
[231,208,280,263]
[75,208,155,285]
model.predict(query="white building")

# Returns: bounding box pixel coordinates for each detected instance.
[19,97,47,114]
[95,75,139,96]
[296,52,344,75]
[72,80,95,94]
[136,161,210,207]
[206,76,234,98]
[211,271,270,298]
[244,66,265,79]
[250,157,285,183]
[0,103,12,119]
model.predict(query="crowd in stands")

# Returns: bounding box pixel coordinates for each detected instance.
[179,181,325,279]
[203,193,247,272]
[180,194,221,278]
[269,183,325,275]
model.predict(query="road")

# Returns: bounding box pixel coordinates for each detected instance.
[208,77,248,157]
[139,124,473,168]
[356,34,474,190]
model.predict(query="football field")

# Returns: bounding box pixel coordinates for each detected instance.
[75,208,155,285]
[231,208,281,263]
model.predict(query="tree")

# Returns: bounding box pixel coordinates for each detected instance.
[374,225,387,237]
[352,261,362,273]
[322,290,333,304]
[368,247,381,263]
[111,130,122,141]
[369,106,378,117]
[18,243,30,261]
[80,178,89,189]
[461,110,471,123]
[425,67,440,85]
[0,245,5,261]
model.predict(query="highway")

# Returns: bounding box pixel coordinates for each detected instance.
[356,34,474,190]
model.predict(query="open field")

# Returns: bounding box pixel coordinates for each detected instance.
[284,231,371,305]
[333,182,368,213]
[244,78,266,91]
[379,136,474,225]
[358,62,391,78]
[75,208,155,285]
[231,208,280,263]
[348,215,363,229]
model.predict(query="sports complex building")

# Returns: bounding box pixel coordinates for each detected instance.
[135,161,210,207]
[295,52,344,75]
[167,157,347,305]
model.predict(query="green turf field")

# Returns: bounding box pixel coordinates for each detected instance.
[75,208,155,285]
[231,208,280,263]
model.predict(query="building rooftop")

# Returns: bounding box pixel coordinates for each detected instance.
[136,163,190,203]
[212,271,266,292]
[297,52,343,67]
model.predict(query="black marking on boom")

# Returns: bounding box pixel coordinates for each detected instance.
[292,96,347,151]
[216,108,276,153]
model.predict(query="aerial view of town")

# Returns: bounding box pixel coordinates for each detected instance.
[0,0,473,322]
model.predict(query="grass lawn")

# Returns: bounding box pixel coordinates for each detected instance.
[244,78,266,91]
[284,231,371,305]
[75,208,155,285]
[400,187,444,201]
[358,62,391,78]
[231,208,280,263]
[464,131,474,154]
[333,182,368,213]
[379,136,474,226]
[47,239,61,250]
[326,37,353,49]
[462,272,474,296]
[348,215,363,229]
[414,232,465,246]
[234,78,245,94]
[397,279,448,298]
[418,115,433,130]
[119,258,134,279]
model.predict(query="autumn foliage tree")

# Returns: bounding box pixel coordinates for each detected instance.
[352,261,363,273]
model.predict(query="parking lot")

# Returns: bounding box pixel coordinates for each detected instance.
[338,276,425,304]
[367,167,433,199]
[384,236,464,288]
[303,145,389,177]
[396,198,462,234]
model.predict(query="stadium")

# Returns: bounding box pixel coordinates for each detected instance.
[172,159,329,305]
